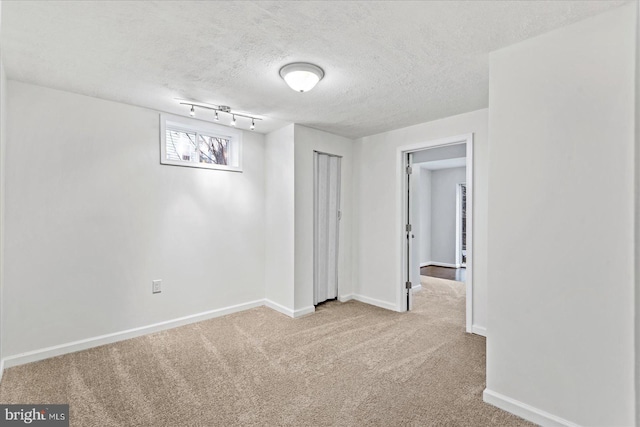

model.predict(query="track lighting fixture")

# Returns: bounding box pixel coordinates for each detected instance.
[178,101,261,131]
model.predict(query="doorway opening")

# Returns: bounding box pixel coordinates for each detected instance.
[398,134,474,333]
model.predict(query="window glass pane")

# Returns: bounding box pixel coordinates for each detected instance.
[197,134,230,165]
[165,129,198,163]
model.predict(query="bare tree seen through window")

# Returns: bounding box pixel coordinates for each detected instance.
[198,134,228,165]
[166,129,230,165]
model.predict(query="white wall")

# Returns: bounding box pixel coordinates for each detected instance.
[418,168,431,265]
[0,0,5,368]
[4,81,267,357]
[485,3,636,425]
[353,108,488,329]
[409,163,421,289]
[430,167,466,266]
[413,144,466,163]
[264,124,295,314]
[636,2,640,424]
[293,125,353,311]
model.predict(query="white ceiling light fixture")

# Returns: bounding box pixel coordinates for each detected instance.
[279,62,324,93]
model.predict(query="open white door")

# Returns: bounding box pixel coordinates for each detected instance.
[314,152,341,305]
[406,153,420,310]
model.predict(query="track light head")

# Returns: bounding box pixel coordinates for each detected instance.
[189,105,195,116]
[214,111,219,121]
[250,119,255,131]
[231,115,236,126]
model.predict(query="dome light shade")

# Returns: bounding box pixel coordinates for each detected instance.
[279,63,324,92]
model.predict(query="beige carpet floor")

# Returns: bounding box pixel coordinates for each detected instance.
[0,277,534,426]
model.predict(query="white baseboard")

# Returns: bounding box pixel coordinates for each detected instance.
[3,299,265,369]
[0,359,4,383]
[352,294,398,311]
[338,294,354,302]
[411,284,423,292]
[483,389,581,427]
[471,324,487,337]
[420,261,458,268]
[293,306,315,318]
[264,299,314,318]
[264,299,295,318]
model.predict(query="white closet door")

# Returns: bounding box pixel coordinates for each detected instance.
[314,152,341,305]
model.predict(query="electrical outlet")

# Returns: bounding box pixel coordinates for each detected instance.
[152,280,162,294]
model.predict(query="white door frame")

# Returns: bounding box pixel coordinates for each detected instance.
[396,133,474,333]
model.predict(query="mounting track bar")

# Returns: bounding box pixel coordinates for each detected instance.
[178,102,262,121]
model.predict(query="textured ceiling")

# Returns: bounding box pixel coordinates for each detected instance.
[2,1,628,138]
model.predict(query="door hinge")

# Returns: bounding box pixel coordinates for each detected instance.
[405,281,412,289]
[406,224,412,232]
[337,210,342,220]
[406,165,412,175]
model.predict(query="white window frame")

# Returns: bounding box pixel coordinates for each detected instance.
[160,113,243,172]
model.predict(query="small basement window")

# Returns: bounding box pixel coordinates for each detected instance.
[160,114,242,172]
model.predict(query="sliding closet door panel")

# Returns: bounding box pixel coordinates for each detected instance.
[315,153,329,305]
[326,156,340,300]
[314,152,341,305]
